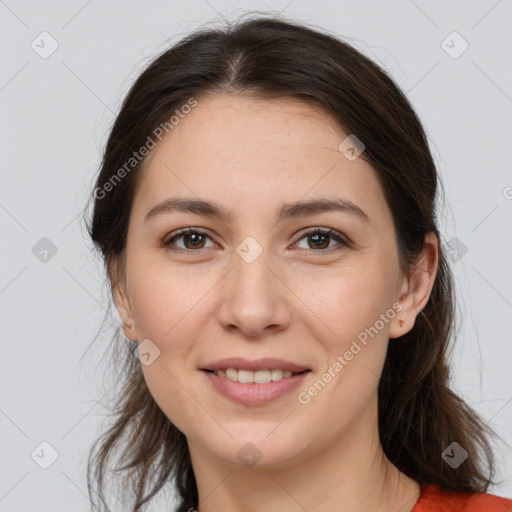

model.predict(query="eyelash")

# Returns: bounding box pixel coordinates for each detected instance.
[162,227,351,254]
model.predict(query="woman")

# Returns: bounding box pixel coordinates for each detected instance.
[85,15,512,512]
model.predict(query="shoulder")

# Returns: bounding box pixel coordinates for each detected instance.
[412,483,512,512]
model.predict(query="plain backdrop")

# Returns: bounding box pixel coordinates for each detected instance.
[1,1,511,510]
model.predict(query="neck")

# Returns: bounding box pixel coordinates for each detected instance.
[187,394,420,512]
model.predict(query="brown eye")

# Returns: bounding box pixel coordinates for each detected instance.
[164,229,215,251]
[295,228,349,252]
[163,227,349,254]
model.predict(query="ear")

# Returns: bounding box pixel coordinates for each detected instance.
[108,257,137,341]
[389,232,439,339]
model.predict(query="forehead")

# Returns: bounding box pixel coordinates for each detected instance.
[144,94,346,165]
[132,94,389,225]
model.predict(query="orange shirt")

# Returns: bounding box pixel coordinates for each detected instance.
[412,483,512,511]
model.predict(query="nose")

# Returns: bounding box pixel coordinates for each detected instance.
[216,247,292,338]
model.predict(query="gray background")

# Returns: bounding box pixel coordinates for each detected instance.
[1,0,511,510]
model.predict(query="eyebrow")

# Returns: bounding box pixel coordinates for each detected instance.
[144,196,370,223]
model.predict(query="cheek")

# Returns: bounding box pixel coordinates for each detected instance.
[128,265,211,432]
[295,261,397,405]
[128,260,212,342]
[141,364,206,440]
[297,261,398,347]
[294,272,394,432]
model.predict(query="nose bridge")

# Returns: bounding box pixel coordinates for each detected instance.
[231,236,277,305]
[216,235,290,335]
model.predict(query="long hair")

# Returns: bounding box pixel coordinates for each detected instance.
[84,14,500,512]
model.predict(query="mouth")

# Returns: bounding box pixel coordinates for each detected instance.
[200,366,312,406]
[199,357,312,405]
[202,368,310,384]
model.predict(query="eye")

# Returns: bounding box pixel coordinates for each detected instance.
[163,228,217,251]
[162,227,350,253]
[293,227,350,252]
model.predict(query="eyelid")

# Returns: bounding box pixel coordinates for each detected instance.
[163,226,351,252]
[291,228,352,254]
[162,227,219,250]
[293,226,351,246]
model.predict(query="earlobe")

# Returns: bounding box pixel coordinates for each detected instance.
[123,322,137,341]
[389,232,439,339]
[109,258,137,341]
[113,282,137,341]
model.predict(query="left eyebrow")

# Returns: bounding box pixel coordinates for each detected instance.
[144,196,370,224]
[277,197,369,223]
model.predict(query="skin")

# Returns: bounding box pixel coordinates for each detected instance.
[112,94,438,512]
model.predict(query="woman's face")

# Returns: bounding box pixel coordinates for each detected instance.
[114,94,409,468]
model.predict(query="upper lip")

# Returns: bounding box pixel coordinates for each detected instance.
[201,357,310,373]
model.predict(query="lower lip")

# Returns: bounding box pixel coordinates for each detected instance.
[201,370,310,406]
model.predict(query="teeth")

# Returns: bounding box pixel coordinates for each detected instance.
[214,368,296,383]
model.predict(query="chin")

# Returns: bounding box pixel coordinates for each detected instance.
[201,429,310,470]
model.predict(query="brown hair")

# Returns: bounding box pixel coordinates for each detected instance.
[84,13,501,512]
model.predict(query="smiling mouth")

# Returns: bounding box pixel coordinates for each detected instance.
[202,368,310,384]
